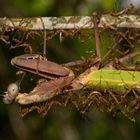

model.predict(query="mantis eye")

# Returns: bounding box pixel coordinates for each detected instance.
[7,83,19,96]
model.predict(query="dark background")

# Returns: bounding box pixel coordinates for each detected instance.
[0,0,140,140]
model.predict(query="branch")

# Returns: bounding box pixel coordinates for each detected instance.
[0,15,140,30]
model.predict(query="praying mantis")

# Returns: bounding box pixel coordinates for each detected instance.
[2,13,140,121]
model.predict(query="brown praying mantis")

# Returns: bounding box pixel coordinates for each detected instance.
[3,13,140,121]
[5,51,140,104]
[3,54,77,104]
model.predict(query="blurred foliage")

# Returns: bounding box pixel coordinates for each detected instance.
[1,0,140,140]
[9,0,53,16]
[8,0,116,16]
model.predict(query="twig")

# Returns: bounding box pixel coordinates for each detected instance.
[119,51,140,62]
[92,12,101,60]
[40,17,47,58]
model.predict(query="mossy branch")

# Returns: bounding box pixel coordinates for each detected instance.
[0,14,140,31]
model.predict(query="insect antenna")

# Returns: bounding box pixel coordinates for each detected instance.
[16,71,26,88]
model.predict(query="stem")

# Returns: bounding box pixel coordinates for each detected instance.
[93,13,101,60]
[119,51,140,62]
[40,17,47,58]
